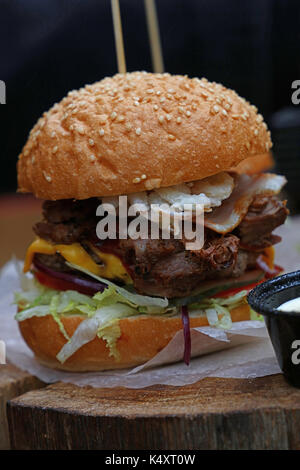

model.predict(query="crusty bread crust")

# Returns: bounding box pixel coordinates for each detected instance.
[18,304,251,371]
[17,72,272,200]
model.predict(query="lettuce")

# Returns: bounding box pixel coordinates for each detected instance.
[66,261,168,308]
[188,290,248,329]
[14,270,170,363]
[15,267,251,364]
[57,304,136,363]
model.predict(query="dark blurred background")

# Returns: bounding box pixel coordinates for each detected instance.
[0,0,300,208]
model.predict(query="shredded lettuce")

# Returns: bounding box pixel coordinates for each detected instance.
[188,290,248,329]
[15,267,252,363]
[97,319,121,361]
[14,270,170,363]
[66,261,168,308]
[250,308,264,322]
[57,304,137,363]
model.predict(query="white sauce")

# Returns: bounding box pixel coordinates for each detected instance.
[278,297,300,313]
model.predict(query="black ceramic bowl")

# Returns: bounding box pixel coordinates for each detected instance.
[248,270,300,387]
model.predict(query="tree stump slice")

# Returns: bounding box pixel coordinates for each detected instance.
[0,363,44,449]
[6,373,300,450]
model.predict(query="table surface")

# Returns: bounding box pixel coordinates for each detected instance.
[1,194,300,450]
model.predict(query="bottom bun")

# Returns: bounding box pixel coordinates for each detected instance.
[18,303,251,371]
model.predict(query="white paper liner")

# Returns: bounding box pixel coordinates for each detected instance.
[0,258,282,388]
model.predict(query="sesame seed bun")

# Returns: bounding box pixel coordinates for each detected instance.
[18,303,251,371]
[17,72,272,200]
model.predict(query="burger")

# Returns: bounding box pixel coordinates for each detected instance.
[15,72,288,371]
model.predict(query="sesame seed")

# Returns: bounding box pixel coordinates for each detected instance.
[160,97,166,103]
[213,155,219,159]
[43,171,52,182]
[24,149,29,156]
[135,127,141,136]
[254,129,259,136]
[156,91,161,95]
[246,142,250,150]
[265,142,269,151]
[201,91,209,98]
[141,174,147,180]
[153,105,158,111]
[176,117,182,124]
[147,89,154,94]
[186,110,191,117]
[224,103,231,110]
[52,146,58,154]
[222,109,228,116]
[168,88,175,94]
[69,125,74,131]
[178,106,184,114]
[31,156,35,164]
[216,164,220,168]
[231,114,240,120]
[166,114,172,121]
[99,129,105,136]
[192,104,197,110]
[125,123,132,131]
[213,105,220,113]
[89,154,96,162]
[134,101,139,106]
[117,115,125,122]
[78,127,85,135]
[89,139,95,146]
[133,177,141,184]
[111,112,117,120]
[168,134,175,141]
[51,131,56,138]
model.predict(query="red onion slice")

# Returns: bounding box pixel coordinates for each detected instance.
[181,305,191,366]
[33,257,107,296]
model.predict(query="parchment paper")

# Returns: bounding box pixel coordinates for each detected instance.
[1,219,299,388]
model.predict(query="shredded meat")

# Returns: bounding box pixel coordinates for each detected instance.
[119,233,242,297]
[33,198,99,244]
[32,194,288,298]
[236,195,288,248]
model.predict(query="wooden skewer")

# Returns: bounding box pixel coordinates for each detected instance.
[111,0,127,74]
[144,0,164,73]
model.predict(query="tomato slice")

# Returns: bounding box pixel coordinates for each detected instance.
[212,281,264,299]
[34,270,79,292]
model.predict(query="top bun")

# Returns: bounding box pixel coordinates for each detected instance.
[17,72,272,200]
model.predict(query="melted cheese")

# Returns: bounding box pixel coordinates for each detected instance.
[24,238,132,284]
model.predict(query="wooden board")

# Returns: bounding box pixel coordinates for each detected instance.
[6,373,300,450]
[0,363,44,449]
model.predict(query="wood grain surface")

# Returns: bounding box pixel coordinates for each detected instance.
[0,363,44,449]
[6,374,300,450]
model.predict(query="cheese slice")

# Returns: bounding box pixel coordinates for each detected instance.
[24,238,132,284]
